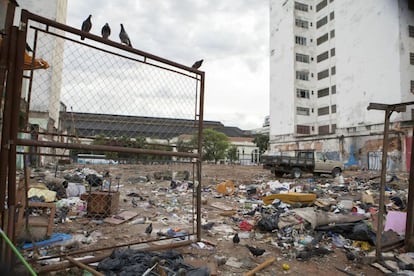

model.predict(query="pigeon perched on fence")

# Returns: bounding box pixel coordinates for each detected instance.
[25,43,33,52]
[191,59,203,69]
[119,24,132,47]
[101,23,111,39]
[81,15,92,40]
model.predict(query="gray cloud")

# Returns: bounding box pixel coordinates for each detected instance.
[66,0,269,129]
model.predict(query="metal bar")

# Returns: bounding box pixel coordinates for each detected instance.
[1,26,19,267]
[23,29,39,130]
[196,72,205,241]
[406,127,414,251]
[7,25,27,255]
[375,110,391,260]
[367,102,414,111]
[0,2,18,265]
[65,256,103,276]
[35,240,193,274]
[21,10,201,76]
[16,138,199,158]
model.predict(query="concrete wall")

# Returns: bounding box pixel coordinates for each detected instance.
[335,0,412,128]
[269,0,296,136]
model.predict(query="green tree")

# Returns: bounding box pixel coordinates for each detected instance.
[253,134,269,154]
[193,128,230,163]
[226,145,238,164]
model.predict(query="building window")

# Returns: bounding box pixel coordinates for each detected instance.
[317,51,329,62]
[331,104,336,113]
[297,107,310,116]
[295,18,309,29]
[295,36,307,45]
[409,25,414,37]
[330,48,336,56]
[318,106,330,116]
[318,125,330,134]
[331,124,336,133]
[316,16,328,29]
[297,88,310,98]
[297,125,311,134]
[316,0,328,12]
[410,52,414,65]
[317,33,329,45]
[317,69,329,80]
[330,29,335,38]
[411,80,414,94]
[331,85,336,94]
[296,71,309,80]
[295,1,309,12]
[317,87,329,98]
[331,66,336,75]
[330,11,335,20]
[296,53,310,63]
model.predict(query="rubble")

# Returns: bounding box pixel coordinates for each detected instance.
[15,164,414,275]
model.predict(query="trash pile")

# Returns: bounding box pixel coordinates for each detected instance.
[98,248,210,275]
[202,173,413,274]
[15,164,414,275]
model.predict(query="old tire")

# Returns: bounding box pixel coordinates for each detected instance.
[332,167,342,178]
[291,167,302,179]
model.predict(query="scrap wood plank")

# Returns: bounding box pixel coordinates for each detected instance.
[210,202,234,211]
[243,256,276,276]
[104,211,138,224]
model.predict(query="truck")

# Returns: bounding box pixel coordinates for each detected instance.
[260,150,344,178]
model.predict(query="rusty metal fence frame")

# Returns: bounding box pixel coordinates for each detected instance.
[0,9,204,271]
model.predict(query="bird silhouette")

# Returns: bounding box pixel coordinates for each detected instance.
[119,24,132,47]
[81,15,92,40]
[232,233,240,245]
[25,43,33,52]
[101,23,111,39]
[191,59,203,69]
[145,223,152,235]
[246,245,265,257]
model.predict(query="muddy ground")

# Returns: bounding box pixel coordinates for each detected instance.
[30,163,407,275]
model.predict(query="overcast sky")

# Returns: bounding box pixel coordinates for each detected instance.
[66,1,269,130]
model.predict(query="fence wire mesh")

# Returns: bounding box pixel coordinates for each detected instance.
[7,10,203,259]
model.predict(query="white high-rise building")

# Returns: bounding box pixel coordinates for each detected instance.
[269,0,414,171]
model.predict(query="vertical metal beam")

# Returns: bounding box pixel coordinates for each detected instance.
[375,109,392,260]
[406,128,414,250]
[196,72,205,241]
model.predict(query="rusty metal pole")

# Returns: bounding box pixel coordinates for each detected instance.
[405,128,414,250]
[375,109,392,260]
[196,71,205,242]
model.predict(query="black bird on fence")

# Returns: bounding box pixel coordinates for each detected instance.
[232,233,240,245]
[246,245,265,257]
[191,59,203,69]
[145,223,152,236]
[119,24,132,47]
[25,43,33,52]
[101,23,111,39]
[81,15,92,40]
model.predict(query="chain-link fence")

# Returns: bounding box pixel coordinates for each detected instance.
[0,9,204,270]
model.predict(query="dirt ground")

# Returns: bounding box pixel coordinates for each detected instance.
[34,163,402,275]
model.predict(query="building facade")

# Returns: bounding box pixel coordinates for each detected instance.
[269,0,414,171]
